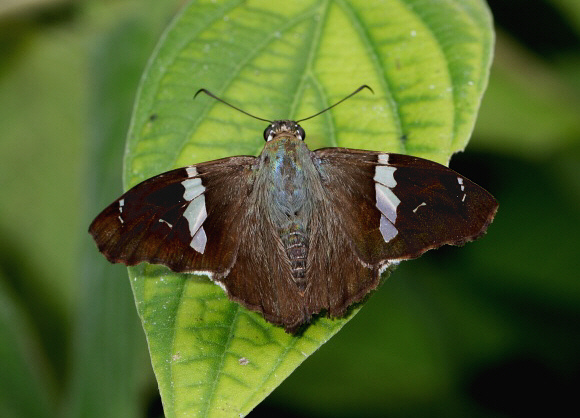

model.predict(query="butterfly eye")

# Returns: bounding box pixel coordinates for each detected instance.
[297,125,306,141]
[263,125,273,141]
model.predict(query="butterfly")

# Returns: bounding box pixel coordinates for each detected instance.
[89,86,498,333]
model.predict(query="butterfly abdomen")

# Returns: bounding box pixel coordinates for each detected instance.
[280,225,309,290]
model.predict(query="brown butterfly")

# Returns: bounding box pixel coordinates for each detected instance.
[89,86,497,333]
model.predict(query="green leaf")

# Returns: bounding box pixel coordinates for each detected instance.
[0,276,56,418]
[67,3,184,418]
[124,0,493,416]
[474,32,580,157]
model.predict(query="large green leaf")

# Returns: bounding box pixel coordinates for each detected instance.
[124,0,493,416]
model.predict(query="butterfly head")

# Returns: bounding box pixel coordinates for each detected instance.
[263,120,306,142]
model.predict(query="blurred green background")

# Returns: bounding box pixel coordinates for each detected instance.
[1,0,579,417]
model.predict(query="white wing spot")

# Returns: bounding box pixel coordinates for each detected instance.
[158,219,173,228]
[376,183,399,223]
[377,153,390,165]
[190,225,207,253]
[182,169,208,253]
[118,199,124,213]
[118,215,124,224]
[374,164,396,187]
[182,178,204,201]
[374,161,400,242]
[412,202,427,213]
[379,214,398,242]
[457,177,467,202]
[183,195,207,253]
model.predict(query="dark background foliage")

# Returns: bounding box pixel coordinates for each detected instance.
[0,0,578,417]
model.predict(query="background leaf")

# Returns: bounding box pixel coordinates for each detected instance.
[0,275,55,418]
[65,6,172,417]
[124,0,493,416]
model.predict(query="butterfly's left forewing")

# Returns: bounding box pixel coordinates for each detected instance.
[89,156,256,275]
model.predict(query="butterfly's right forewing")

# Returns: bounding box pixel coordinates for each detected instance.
[303,147,498,321]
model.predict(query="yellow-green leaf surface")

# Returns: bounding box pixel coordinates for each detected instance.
[124,0,493,416]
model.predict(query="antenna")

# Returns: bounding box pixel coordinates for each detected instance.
[194,85,373,123]
[194,89,272,123]
[296,85,374,122]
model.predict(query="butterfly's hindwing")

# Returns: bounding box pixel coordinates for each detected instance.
[217,205,307,329]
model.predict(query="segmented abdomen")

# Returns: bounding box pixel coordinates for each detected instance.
[281,228,309,291]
